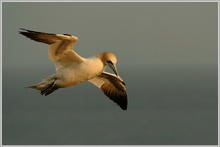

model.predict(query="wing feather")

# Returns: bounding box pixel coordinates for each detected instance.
[19,28,61,44]
[89,72,127,110]
[19,28,84,68]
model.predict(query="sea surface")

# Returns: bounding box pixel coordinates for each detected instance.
[2,67,218,145]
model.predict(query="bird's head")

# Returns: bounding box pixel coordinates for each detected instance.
[99,52,118,76]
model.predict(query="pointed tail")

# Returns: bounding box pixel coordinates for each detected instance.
[26,78,59,96]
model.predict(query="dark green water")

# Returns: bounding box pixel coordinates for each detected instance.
[2,67,218,145]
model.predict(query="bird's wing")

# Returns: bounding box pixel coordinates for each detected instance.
[88,72,127,110]
[19,28,84,68]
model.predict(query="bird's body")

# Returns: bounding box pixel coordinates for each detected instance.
[55,56,104,87]
[19,28,127,110]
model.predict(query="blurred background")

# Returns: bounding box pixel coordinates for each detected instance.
[2,2,218,145]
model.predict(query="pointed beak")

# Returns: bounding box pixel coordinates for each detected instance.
[108,63,119,76]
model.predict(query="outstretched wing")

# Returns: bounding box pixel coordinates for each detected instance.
[19,28,84,68]
[88,72,127,110]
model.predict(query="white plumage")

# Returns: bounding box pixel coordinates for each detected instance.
[19,28,127,110]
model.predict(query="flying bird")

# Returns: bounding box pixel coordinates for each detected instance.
[19,28,127,110]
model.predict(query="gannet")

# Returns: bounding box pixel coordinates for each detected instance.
[19,28,127,110]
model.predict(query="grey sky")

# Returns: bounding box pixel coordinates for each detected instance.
[2,2,218,70]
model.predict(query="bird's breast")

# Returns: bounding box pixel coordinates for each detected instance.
[57,57,104,87]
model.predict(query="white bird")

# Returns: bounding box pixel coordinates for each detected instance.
[19,28,127,110]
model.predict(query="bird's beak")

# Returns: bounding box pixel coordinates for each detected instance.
[108,63,119,76]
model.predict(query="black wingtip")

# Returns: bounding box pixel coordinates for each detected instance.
[19,28,27,31]
[19,28,56,36]
[19,28,36,32]
[120,97,128,110]
[19,28,30,33]
[19,30,30,38]
[113,93,127,110]
[19,28,30,36]
[122,106,127,110]
[19,28,38,35]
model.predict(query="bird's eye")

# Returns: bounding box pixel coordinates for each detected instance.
[106,60,113,64]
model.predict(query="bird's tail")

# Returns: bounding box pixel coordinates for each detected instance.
[26,77,59,96]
